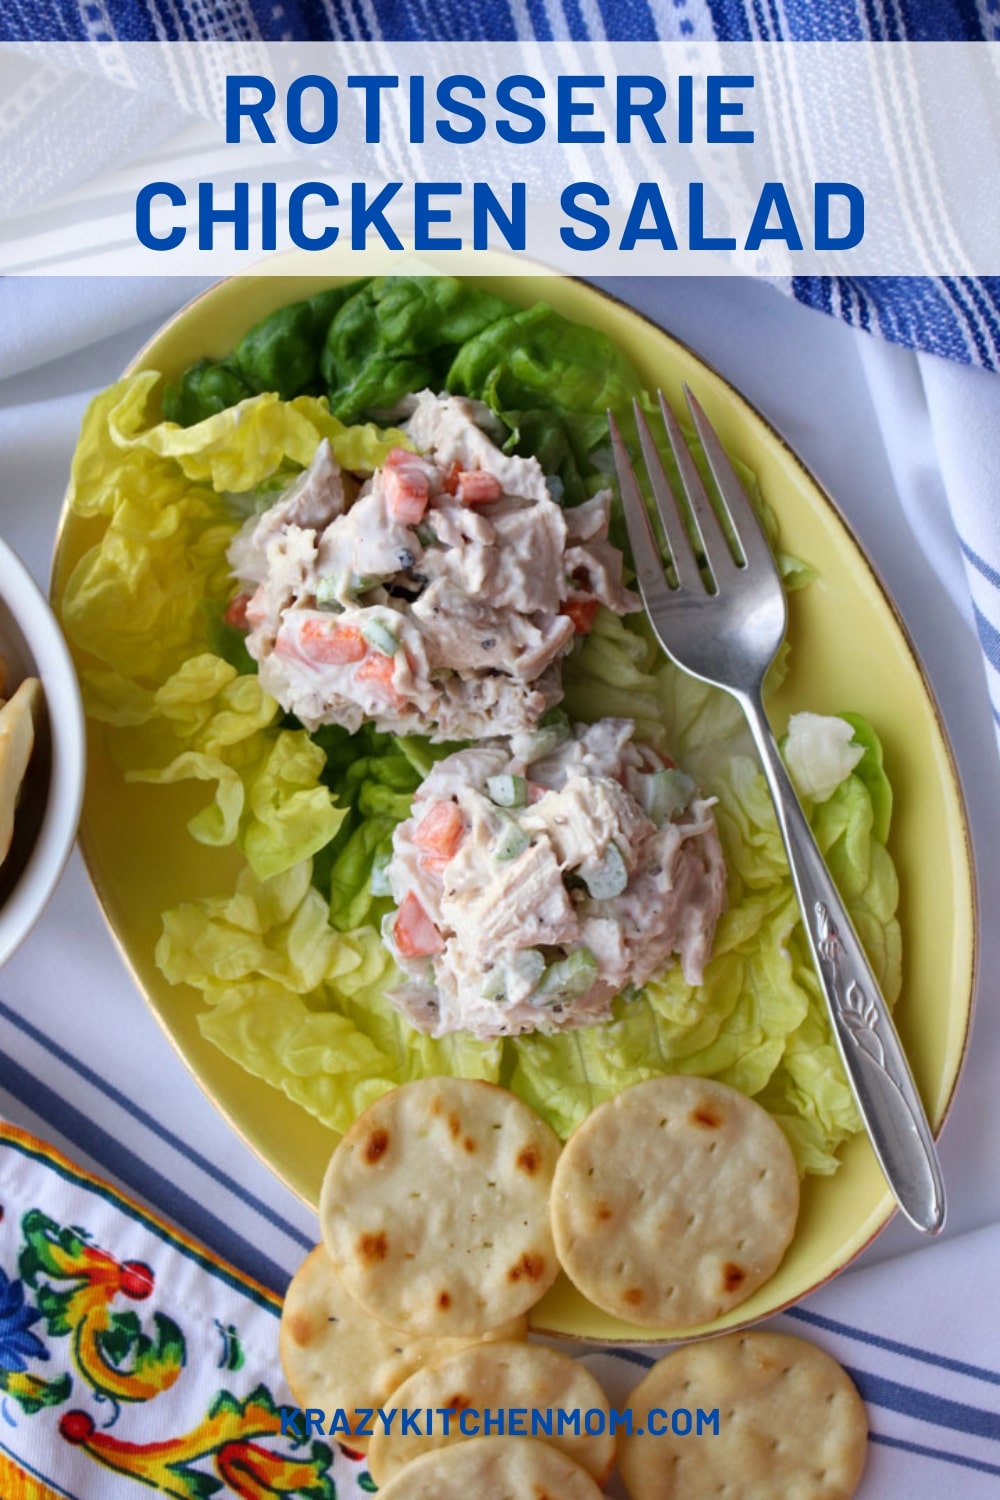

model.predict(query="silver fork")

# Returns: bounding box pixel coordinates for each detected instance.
[609,388,945,1235]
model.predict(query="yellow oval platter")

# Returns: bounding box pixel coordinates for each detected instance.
[50,267,977,1343]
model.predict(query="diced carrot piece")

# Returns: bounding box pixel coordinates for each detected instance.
[560,597,601,634]
[394,892,445,957]
[298,618,367,664]
[419,853,451,877]
[457,469,503,506]
[442,461,463,496]
[413,800,465,860]
[384,463,429,524]
[356,650,395,686]
[224,592,252,631]
[356,649,408,710]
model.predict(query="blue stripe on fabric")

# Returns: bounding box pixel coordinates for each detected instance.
[525,0,555,39]
[0,1056,293,1297]
[959,534,1000,592]
[701,0,753,39]
[319,0,357,43]
[787,1307,1000,1386]
[871,1431,1000,1478]
[941,277,993,368]
[0,0,988,43]
[896,0,986,38]
[557,0,594,40]
[0,995,314,1253]
[875,0,903,40]
[973,601,1000,672]
[959,275,1000,367]
[749,0,772,37]
[594,0,658,40]
[845,1365,1000,1441]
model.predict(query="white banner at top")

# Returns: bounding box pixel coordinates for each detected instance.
[0,40,996,276]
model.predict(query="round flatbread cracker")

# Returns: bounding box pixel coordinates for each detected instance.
[550,1076,799,1329]
[366,1340,615,1486]
[618,1331,868,1500]
[319,1077,562,1336]
[279,1246,527,1452]
[373,1435,604,1499]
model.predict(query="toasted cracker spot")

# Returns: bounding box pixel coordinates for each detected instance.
[550,1075,800,1331]
[320,1078,560,1336]
[366,1343,615,1488]
[285,1311,314,1346]
[516,1144,540,1174]
[358,1232,388,1264]
[363,1128,390,1164]
[507,1251,546,1283]
[619,1331,868,1500]
[722,1263,746,1293]
[437,1291,452,1310]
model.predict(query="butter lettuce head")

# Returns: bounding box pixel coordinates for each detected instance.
[61,287,902,1177]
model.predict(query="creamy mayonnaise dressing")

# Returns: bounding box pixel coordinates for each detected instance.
[382,719,727,1039]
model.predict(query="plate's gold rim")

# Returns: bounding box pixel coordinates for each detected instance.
[51,271,979,1343]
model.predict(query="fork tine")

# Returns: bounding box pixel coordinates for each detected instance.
[608,411,677,612]
[683,386,778,578]
[631,401,703,593]
[655,391,738,589]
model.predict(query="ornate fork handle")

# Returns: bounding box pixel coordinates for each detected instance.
[741,684,946,1234]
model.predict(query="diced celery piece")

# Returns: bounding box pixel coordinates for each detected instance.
[535,947,598,1003]
[361,618,400,656]
[510,948,546,987]
[481,965,507,1000]
[483,948,546,1003]
[641,768,695,824]
[583,842,628,899]
[486,773,527,808]
[510,721,571,763]
[349,572,379,595]
[494,819,529,862]
[315,575,343,610]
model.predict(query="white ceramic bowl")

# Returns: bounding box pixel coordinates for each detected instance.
[0,535,85,967]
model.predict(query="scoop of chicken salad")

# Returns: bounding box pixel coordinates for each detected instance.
[381,717,727,1040]
[228,390,639,742]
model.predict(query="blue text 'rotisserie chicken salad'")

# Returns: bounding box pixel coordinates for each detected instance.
[229,391,638,741]
[60,274,902,1174]
[383,719,726,1039]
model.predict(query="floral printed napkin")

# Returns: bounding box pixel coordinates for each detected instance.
[0,1122,372,1499]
